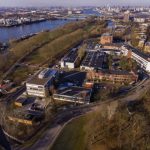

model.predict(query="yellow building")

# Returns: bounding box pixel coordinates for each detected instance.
[144,42,150,53]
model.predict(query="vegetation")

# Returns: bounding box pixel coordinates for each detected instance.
[78,44,87,60]
[119,56,137,71]
[92,85,121,102]
[130,23,140,47]
[24,29,84,65]
[51,115,90,150]
[51,96,150,150]
[9,66,33,84]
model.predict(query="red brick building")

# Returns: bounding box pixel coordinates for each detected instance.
[87,70,138,84]
[100,33,113,45]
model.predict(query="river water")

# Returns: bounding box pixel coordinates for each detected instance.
[0,19,71,43]
[0,9,101,43]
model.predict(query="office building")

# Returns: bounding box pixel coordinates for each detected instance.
[26,68,58,97]
[121,45,150,72]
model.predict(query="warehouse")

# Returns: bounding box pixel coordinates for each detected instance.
[60,50,80,69]
[80,51,107,70]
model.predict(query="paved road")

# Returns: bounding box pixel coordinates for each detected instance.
[15,78,150,150]
[0,85,26,105]
[0,126,11,150]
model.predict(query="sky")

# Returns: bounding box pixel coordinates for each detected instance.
[0,0,150,7]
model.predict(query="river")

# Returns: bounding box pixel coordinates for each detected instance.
[0,8,101,43]
[0,19,71,43]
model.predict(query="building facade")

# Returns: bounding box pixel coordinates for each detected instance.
[60,50,80,69]
[53,87,92,104]
[144,42,150,53]
[100,33,113,45]
[124,11,130,22]
[121,45,150,72]
[26,68,58,97]
[87,70,138,84]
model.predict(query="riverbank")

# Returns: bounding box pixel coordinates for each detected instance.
[0,8,101,43]
[0,17,60,28]
[0,19,72,43]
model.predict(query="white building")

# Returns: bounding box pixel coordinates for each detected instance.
[121,45,150,72]
[134,17,145,23]
[26,68,58,97]
[60,50,79,69]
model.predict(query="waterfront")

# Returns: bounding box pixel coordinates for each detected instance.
[0,8,100,43]
[0,19,71,43]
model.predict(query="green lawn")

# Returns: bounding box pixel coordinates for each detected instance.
[51,115,90,150]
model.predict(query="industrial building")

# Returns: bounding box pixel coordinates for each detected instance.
[60,50,80,69]
[53,86,92,104]
[80,51,107,70]
[26,68,58,97]
[121,44,150,72]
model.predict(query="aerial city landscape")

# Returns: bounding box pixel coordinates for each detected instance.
[0,0,150,150]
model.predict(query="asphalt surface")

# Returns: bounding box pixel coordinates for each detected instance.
[0,85,26,105]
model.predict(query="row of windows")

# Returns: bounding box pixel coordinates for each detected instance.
[27,87,44,91]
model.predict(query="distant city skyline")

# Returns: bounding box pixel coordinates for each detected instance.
[0,0,150,7]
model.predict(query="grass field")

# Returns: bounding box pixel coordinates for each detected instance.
[51,115,91,150]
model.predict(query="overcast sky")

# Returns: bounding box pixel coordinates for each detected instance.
[0,0,150,7]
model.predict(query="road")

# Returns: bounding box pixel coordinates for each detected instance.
[0,85,26,105]
[15,77,150,150]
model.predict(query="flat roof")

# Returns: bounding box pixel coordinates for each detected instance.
[27,69,57,86]
[63,50,78,63]
[27,76,51,86]
[101,33,113,37]
[100,49,121,52]
[54,86,92,100]
[123,44,150,61]
[99,69,134,76]
[145,42,150,46]
[103,43,123,47]
[15,97,35,104]
[81,51,106,69]
[60,71,87,86]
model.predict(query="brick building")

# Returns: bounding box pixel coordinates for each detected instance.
[100,33,113,45]
[144,42,150,53]
[87,70,138,84]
